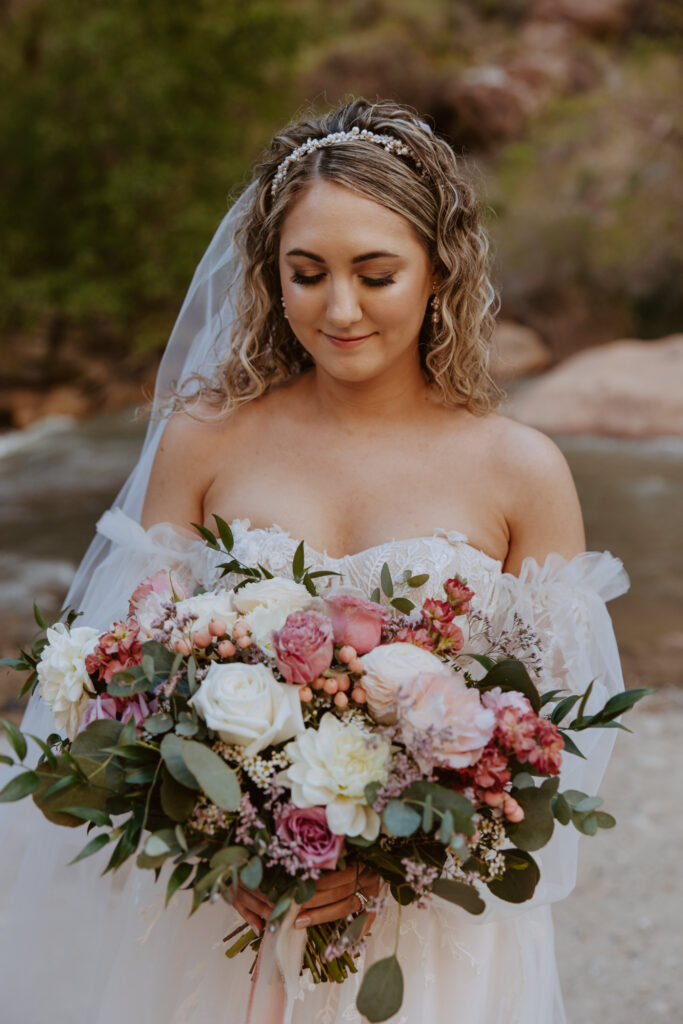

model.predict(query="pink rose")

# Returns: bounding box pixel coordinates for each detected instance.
[85,619,143,685]
[277,805,344,871]
[129,570,190,638]
[272,610,334,684]
[400,672,495,770]
[324,589,388,655]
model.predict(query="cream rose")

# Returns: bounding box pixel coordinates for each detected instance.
[37,622,99,740]
[175,592,238,634]
[188,662,303,755]
[278,713,391,840]
[360,642,454,724]
[232,577,312,615]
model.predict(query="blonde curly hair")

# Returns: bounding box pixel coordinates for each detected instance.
[190,98,504,415]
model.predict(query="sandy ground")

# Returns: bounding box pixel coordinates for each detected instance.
[555,688,683,1023]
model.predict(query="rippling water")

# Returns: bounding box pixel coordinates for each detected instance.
[2,411,682,685]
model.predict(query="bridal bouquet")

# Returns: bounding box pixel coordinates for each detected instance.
[0,517,649,1023]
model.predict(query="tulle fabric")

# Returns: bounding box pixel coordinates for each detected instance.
[0,514,629,1024]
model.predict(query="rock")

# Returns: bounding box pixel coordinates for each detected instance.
[4,386,94,429]
[503,335,683,436]
[490,320,553,381]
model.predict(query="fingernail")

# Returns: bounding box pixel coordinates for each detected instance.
[295,916,311,929]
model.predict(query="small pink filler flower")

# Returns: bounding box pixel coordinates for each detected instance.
[273,610,334,685]
[324,590,388,655]
[277,805,344,871]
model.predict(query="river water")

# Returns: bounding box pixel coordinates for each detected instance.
[2,411,682,689]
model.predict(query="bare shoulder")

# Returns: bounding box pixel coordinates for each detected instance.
[469,412,586,574]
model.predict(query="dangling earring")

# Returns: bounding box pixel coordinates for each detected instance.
[281,296,288,320]
[431,286,441,327]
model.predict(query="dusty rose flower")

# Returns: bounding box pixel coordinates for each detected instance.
[324,588,388,655]
[78,695,120,733]
[276,804,344,871]
[464,743,511,791]
[85,619,143,685]
[400,672,495,770]
[421,598,455,624]
[444,577,475,613]
[77,693,158,734]
[431,618,464,652]
[129,570,190,637]
[395,627,435,652]
[527,718,564,775]
[482,686,533,717]
[494,707,538,761]
[273,610,334,685]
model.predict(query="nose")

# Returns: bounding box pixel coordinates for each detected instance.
[325,279,363,329]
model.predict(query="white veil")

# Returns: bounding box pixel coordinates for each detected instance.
[19,179,258,741]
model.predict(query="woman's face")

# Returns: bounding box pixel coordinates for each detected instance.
[278,180,434,386]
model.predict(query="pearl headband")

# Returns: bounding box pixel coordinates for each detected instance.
[269,125,426,197]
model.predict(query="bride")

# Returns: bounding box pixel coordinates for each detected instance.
[0,99,628,1023]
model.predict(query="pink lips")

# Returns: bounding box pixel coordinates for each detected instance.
[323,332,374,348]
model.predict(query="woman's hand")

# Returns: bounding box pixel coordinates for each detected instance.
[230,863,381,934]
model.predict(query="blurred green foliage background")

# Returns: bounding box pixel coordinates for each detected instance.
[1,0,681,416]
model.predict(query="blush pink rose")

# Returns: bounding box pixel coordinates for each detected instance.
[129,570,190,638]
[400,672,495,770]
[482,686,533,717]
[277,804,344,871]
[324,589,388,655]
[272,610,334,684]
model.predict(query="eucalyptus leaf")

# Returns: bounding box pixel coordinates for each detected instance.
[383,799,421,837]
[145,833,172,857]
[181,742,241,811]
[574,795,603,813]
[160,733,199,790]
[161,768,197,823]
[144,712,175,735]
[211,846,249,870]
[269,893,293,923]
[487,849,540,903]
[551,793,571,825]
[595,811,616,829]
[380,562,394,598]
[506,784,555,851]
[356,955,404,1023]
[370,587,381,604]
[240,856,263,890]
[390,597,414,614]
[431,878,485,915]
[437,808,454,844]
[406,573,429,588]
[422,793,434,832]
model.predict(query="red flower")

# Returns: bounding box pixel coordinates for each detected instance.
[85,619,143,685]
[494,707,538,760]
[444,577,475,614]
[431,619,464,652]
[527,718,564,775]
[395,627,435,652]
[421,598,455,624]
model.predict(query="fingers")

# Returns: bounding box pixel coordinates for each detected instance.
[230,882,274,934]
[294,867,381,928]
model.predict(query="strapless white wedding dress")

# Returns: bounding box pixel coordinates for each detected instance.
[0,510,629,1024]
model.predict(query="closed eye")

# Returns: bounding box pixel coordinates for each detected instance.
[291,272,396,287]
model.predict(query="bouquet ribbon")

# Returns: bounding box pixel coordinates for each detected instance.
[245,903,307,1024]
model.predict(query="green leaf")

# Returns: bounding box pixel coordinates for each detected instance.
[142,654,156,683]
[595,811,616,829]
[487,850,540,903]
[160,733,199,790]
[68,833,111,865]
[0,657,29,670]
[551,793,571,825]
[0,770,39,802]
[507,784,555,851]
[145,833,172,857]
[574,795,603,813]
[210,846,249,870]
[181,741,241,811]
[166,862,193,905]
[467,653,495,672]
[390,597,414,614]
[175,718,199,738]
[383,799,421,837]
[558,731,586,759]
[213,515,235,552]
[601,687,654,718]
[240,856,263,890]
[431,878,485,915]
[191,522,219,548]
[175,824,188,852]
[540,688,567,706]
[479,660,541,713]
[33,603,49,630]
[437,808,454,844]
[510,772,536,789]
[27,733,58,768]
[422,793,434,832]
[370,587,381,604]
[406,573,430,588]
[292,541,305,581]
[40,774,80,800]
[268,893,293,923]
[356,955,404,1023]
[60,806,113,827]
[294,877,316,904]
[32,759,110,827]
[380,562,394,598]
[571,679,594,727]
[161,768,197,823]
[0,754,13,766]
[71,719,124,762]
[550,694,582,725]
[573,811,598,835]
[0,718,27,761]
[144,712,175,735]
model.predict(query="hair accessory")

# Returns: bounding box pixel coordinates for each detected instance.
[270,125,425,197]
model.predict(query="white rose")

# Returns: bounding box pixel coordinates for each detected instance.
[243,603,291,656]
[278,714,391,840]
[232,577,312,615]
[188,661,303,755]
[175,591,238,633]
[37,622,99,740]
[360,643,455,724]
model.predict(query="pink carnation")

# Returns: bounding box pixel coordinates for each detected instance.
[85,619,143,685]
[431,618,464,652]
[276,805,344,871]
[395,627,435,652]
[444,577,475,613]
[464,743,511,791]
[273,610,334,685]
[527,718,564,775]
[324,589,388,655]
[421,598,455,625]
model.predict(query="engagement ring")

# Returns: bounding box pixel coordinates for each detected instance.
[355,888,370,913]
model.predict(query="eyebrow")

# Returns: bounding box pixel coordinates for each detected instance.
[285,248,400,264]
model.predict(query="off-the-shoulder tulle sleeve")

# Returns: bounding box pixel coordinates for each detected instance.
[78,509,222,629]
[471,549,630,922]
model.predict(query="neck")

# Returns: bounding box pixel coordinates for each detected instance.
[304,352,433,430]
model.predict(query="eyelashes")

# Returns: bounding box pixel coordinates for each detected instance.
[291,272,396,288]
